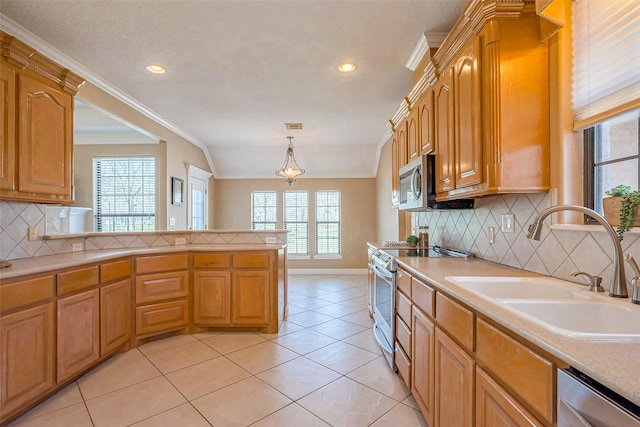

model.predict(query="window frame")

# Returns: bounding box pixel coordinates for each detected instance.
[315,190,341,256]
[251,191,277,230]
[94,156,156,232]
[584,110,640,223]
[283,190,309,256]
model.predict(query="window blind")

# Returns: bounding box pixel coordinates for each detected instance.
[251,191,277,230]
[573,0,640,129]
[283,191,308,255]
[316,191,341,255]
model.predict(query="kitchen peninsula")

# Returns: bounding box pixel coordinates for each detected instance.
[0,229,287,424]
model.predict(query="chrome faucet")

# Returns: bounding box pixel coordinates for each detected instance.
[527,204,628,298]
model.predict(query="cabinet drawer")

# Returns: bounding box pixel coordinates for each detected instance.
[135,271,189,304]
[395,342,412,389]
[136,299,188,336]
[57,266,99,295]
[397,268,412,296]
[476,367,544,427]
[232,252,270,269]
[135,254,188,274]
[396,315,412,357]
[0,275,55,313]
[436,293,474,352]
[412,277,435,318]
[396,289,412,325]
[193,253,231,269]
[476,319,554,423]
[100,259,130,283]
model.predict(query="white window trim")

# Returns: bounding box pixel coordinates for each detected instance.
[313,254,344,260]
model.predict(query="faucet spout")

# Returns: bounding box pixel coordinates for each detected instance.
[527,204,628,298]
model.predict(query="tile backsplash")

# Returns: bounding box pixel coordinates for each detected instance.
[414,192,640,293]
[0,201,287,261]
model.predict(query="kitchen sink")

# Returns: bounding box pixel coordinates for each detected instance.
[501,300,640,340]
[445,276,582,299]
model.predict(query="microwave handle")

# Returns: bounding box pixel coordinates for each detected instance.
[411,167,422,200]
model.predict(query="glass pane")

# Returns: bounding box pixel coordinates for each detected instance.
[595,109,640,163]
[595,159,639,214]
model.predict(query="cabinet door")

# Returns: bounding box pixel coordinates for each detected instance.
[100,280,131,356]
[193,271,231,325]
[434,68,455,194]
[407,107,420,161]
[476,367,543,427]
[411,306,435,427]
[57,289,100,382]
[0,63,16,191]
[0,303,55,421]
[391,135,399,207]
[419,89,435,155]
[17,71,73,198]
[397,121,408,168]
[231,270,270,325]
[454,37,483,189]
[434,327,474,427]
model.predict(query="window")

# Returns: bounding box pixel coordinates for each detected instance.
[94,156,155,232]
[251,191,277,230]
[316,191,341,255]
[283,191,308,255]
[584,109,640,217]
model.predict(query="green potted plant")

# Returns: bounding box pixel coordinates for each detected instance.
[406,235,419,248]
[603,185,640,240]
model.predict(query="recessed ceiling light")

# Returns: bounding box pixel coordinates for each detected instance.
[338,63,356,73]
[145,64,166,74]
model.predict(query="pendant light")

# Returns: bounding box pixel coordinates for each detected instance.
[275,136,305,185]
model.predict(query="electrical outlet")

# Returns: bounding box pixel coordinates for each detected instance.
[169,217,176,226]
[175,237,186,245]
[501,213,515,233]
[266,236,277,244]
[72,243,83,252]
[488,226,496,244]
[27,226,38,241]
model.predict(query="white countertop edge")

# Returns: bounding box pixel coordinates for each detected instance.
[0,243,286,280]
[392,255,640,406]
[42,229,289,240]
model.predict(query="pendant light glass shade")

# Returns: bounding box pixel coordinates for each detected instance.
[275,136,305,185]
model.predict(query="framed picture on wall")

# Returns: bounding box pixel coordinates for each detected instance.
[172,177,184,205]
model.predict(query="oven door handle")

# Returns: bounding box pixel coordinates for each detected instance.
[373,265,394,282]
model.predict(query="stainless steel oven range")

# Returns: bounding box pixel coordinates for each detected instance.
[370,245,472,370]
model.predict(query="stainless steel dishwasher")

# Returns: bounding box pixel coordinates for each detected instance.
[558,368,640,426]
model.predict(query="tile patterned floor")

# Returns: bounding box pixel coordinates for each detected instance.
[8,274,427,427]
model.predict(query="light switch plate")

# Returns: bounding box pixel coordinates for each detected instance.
[266,236,277,244]
[175,237,186,245]
[27,226,37,241]
[72,243,83,252]
[501,213,515,233]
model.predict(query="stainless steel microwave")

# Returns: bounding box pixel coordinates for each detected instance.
[398,155,474,211]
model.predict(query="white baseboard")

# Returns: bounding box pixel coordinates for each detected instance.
[288,268,367,275]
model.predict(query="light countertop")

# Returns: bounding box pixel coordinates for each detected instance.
[389,253,640,406]
[0,243,286,280]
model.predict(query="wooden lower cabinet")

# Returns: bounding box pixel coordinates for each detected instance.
[231,270,270,325]
[100,279,131,356]
[476,367,543,427]
[0,303,55,421]
[57,289,100,383]
[434,326,475,427]
[411,305,435,427]
[193,271,231,325]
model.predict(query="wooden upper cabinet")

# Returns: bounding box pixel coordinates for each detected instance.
[18,71,73,198]
[0,32,83,204]
[454,37,482,189]
[391,134,399,208]
[0,64,16,191]
[406,107,420,162]
[434,68,454,194]
[418,89,434,155]
[396,120,408,169]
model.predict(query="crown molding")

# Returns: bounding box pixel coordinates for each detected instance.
[0,14,217,177]
[405,32,448,71]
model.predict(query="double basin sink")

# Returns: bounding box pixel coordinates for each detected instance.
[445,276,640,340]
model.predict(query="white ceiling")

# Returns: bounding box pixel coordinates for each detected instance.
[0,0,466,179]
